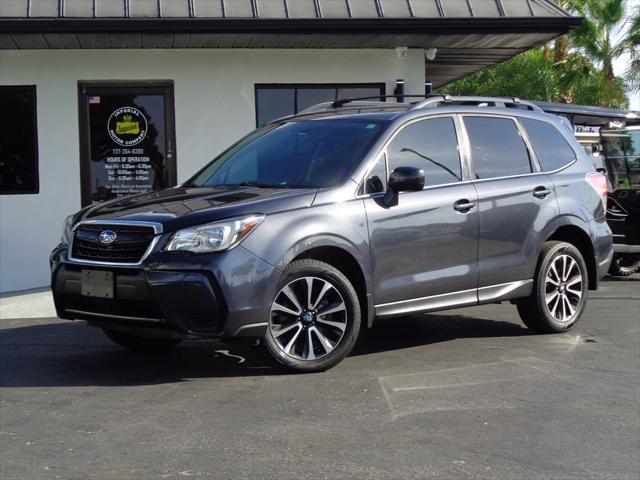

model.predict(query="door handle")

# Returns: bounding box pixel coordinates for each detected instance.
[453,199,476,213]
[533,186,552,199]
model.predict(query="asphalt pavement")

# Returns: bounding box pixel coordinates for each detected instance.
[1,276,639,480]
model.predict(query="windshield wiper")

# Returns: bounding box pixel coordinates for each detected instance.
[233,181,278,188]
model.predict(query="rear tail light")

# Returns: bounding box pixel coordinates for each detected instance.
[586,171,608,207]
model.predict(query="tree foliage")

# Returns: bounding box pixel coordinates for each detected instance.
[440,0,638,108]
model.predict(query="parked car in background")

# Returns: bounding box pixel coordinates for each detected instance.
[51,95,612,372]
[600,126,640,275]
[536,102,640,276]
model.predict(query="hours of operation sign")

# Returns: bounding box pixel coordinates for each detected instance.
[84,89,171,205]
[105,107,152,196]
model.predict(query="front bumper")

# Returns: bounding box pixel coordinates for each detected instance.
[51,244,280,339]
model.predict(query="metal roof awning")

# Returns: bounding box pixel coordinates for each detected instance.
[0,0,581,87]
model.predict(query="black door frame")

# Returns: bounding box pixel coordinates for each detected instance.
[77,80,177,206]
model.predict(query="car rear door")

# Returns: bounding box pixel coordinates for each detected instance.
[462,114,559,297]
[363,115,479,316]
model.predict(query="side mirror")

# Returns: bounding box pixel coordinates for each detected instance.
[384,167,425,206]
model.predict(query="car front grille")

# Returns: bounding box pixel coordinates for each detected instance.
[71,224,156,264]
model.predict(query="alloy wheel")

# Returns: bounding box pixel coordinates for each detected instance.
[269,276,348,361]
[544,254,583,323]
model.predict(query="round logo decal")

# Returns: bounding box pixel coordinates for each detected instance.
[107,107,148,146]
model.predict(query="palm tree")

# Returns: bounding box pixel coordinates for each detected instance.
[624,6,640,92]
[570,0,639,80]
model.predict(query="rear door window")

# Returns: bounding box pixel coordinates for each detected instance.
[521,118,576,171]
[464,116,533,179]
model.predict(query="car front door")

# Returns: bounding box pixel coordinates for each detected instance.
[462,115,559,298]
[363,116,479,316]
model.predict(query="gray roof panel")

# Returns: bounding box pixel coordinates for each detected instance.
[468,0,501,17]
[0,0,573,18]
[194,0,224,17]
[318,0,351,18]
[287,1,319,18]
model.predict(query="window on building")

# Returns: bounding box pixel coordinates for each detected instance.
[464,116,533,179]
[255,84,385,126]
[521,118,576,171]
[387,117,462,187]
[0,86,39,194]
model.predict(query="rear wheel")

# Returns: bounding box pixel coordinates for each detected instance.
[608,254,640,277]
[261,259,361,373]
[103,329,182,352]
[517,241,588,333]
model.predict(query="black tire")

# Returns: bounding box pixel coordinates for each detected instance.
[608,254,640,277]
[517,241,588,334]
[102,329,182,352]
[261,259,361,373]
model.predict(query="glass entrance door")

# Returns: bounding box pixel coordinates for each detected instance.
[78,82,177,206]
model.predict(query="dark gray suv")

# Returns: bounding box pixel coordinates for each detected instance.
[51,95,613,372]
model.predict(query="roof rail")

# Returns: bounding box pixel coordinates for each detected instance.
[297,94,447,115]
[295,94,545,119]
[330,94,444,108]
[411,95,544,112]
[297,98,422,116]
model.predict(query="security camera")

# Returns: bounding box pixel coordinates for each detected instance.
[395,46,408,60]
[425,48,438,61]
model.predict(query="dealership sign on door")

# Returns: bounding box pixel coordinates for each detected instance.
[79,84,176,206]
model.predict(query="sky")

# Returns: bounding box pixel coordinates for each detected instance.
[612,0,639,109]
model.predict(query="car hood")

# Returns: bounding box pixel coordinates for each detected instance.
[81,186,318,232]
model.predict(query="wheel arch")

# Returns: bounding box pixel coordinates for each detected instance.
[546,224,598,290]
[291,243,374,329]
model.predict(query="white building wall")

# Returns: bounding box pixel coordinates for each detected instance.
[0,48,425,293]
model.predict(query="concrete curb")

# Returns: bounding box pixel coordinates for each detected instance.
[0,290,56,320]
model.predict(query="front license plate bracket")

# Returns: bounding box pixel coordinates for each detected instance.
[81,269,114,298]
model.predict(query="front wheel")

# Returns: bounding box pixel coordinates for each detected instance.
[261,259,361,373]
[517,241,588,333]
[103,329,182,352]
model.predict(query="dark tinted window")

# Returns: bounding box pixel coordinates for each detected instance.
[601,128,640,189]
[0,86,38,194]
[255,84,385,126]
[189,118,389,189]
[522,118,576,171]
[464,116,532,179]
[387,117,462,186]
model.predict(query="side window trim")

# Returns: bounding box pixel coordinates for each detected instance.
[360,151,388,196]
[514,117,543,173]
[452,114,473,182]
[461,113,540,181]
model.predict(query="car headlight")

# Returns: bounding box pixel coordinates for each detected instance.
[165,214,265,253]
[61,214,75,244]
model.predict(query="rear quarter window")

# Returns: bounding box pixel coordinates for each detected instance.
[521,118,576,171]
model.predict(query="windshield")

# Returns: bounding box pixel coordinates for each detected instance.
[187,118,389,189]
[601,127,640,190]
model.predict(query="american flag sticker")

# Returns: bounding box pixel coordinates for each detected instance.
[88,96,101,104]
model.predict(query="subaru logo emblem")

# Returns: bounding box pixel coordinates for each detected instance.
[99,230,117,245]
